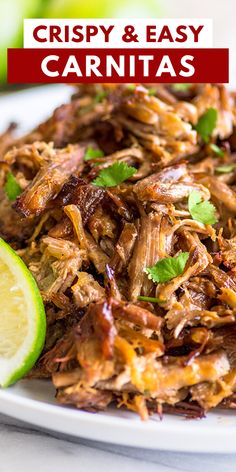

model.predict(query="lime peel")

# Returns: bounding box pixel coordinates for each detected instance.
[0,238,46,387]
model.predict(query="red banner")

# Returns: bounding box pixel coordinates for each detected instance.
[8,48,229,83]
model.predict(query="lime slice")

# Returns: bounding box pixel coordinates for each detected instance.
[0,238,46,387]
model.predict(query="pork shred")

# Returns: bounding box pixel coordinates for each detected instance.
[3,82,236,419]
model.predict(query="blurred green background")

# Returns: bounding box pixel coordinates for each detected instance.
[0,0,162,84]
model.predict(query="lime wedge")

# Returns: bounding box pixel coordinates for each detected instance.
[0,238,46,387]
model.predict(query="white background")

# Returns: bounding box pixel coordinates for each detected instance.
[167,0,235,85]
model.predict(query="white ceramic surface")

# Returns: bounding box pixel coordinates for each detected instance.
[1,379,236,453]
[0,85,236,454]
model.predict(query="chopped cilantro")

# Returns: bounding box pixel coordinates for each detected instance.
[145,253,189,284]
[148,87,156,96]
[137,295,165,304]
[172,83,192,91]
[4,172,22,201]
[195,108,217,143]
[126,84,136,91]
[188,190,217,225]
[216,164,236,174]
[84,146,104,161]
[92,161,137,187]
[94,90,107,103]
[209,143,224,157]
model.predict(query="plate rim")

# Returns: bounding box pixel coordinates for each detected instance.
[1,381,236,453]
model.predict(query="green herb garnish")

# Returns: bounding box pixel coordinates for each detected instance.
[126,84,136,91]
[188,190,217,225]
[172,83,192,91]
[148,87,156,96]
[209,143,224,157]
[4,172,22,201]
[92,161,137,187]
[195,108,217,143]
[94,90,108,103]
[84,146,104,161]
[145,253,189,284]
[137,295,165,304]
[216,164,236,174]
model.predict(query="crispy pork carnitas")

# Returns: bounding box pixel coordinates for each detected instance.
[2,83,236,419]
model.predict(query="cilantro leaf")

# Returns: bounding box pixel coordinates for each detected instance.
[145,252,189,284]
[94,90,107,103]
[92,162,137,187]
[209,143,224,157]
[148,87,156,96]
[216,164,236,174]
[4,172,22,201]
[195,108,217,143]
[188,190,217,225]
[137,295,165,304]
[126,84,136,91]
[172,83,192,91]
[84,146,104,161]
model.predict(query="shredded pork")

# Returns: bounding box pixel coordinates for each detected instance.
[1,83,236,419]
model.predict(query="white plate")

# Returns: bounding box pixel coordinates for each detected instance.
[0,85,236,453]
[1,379,236,453]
